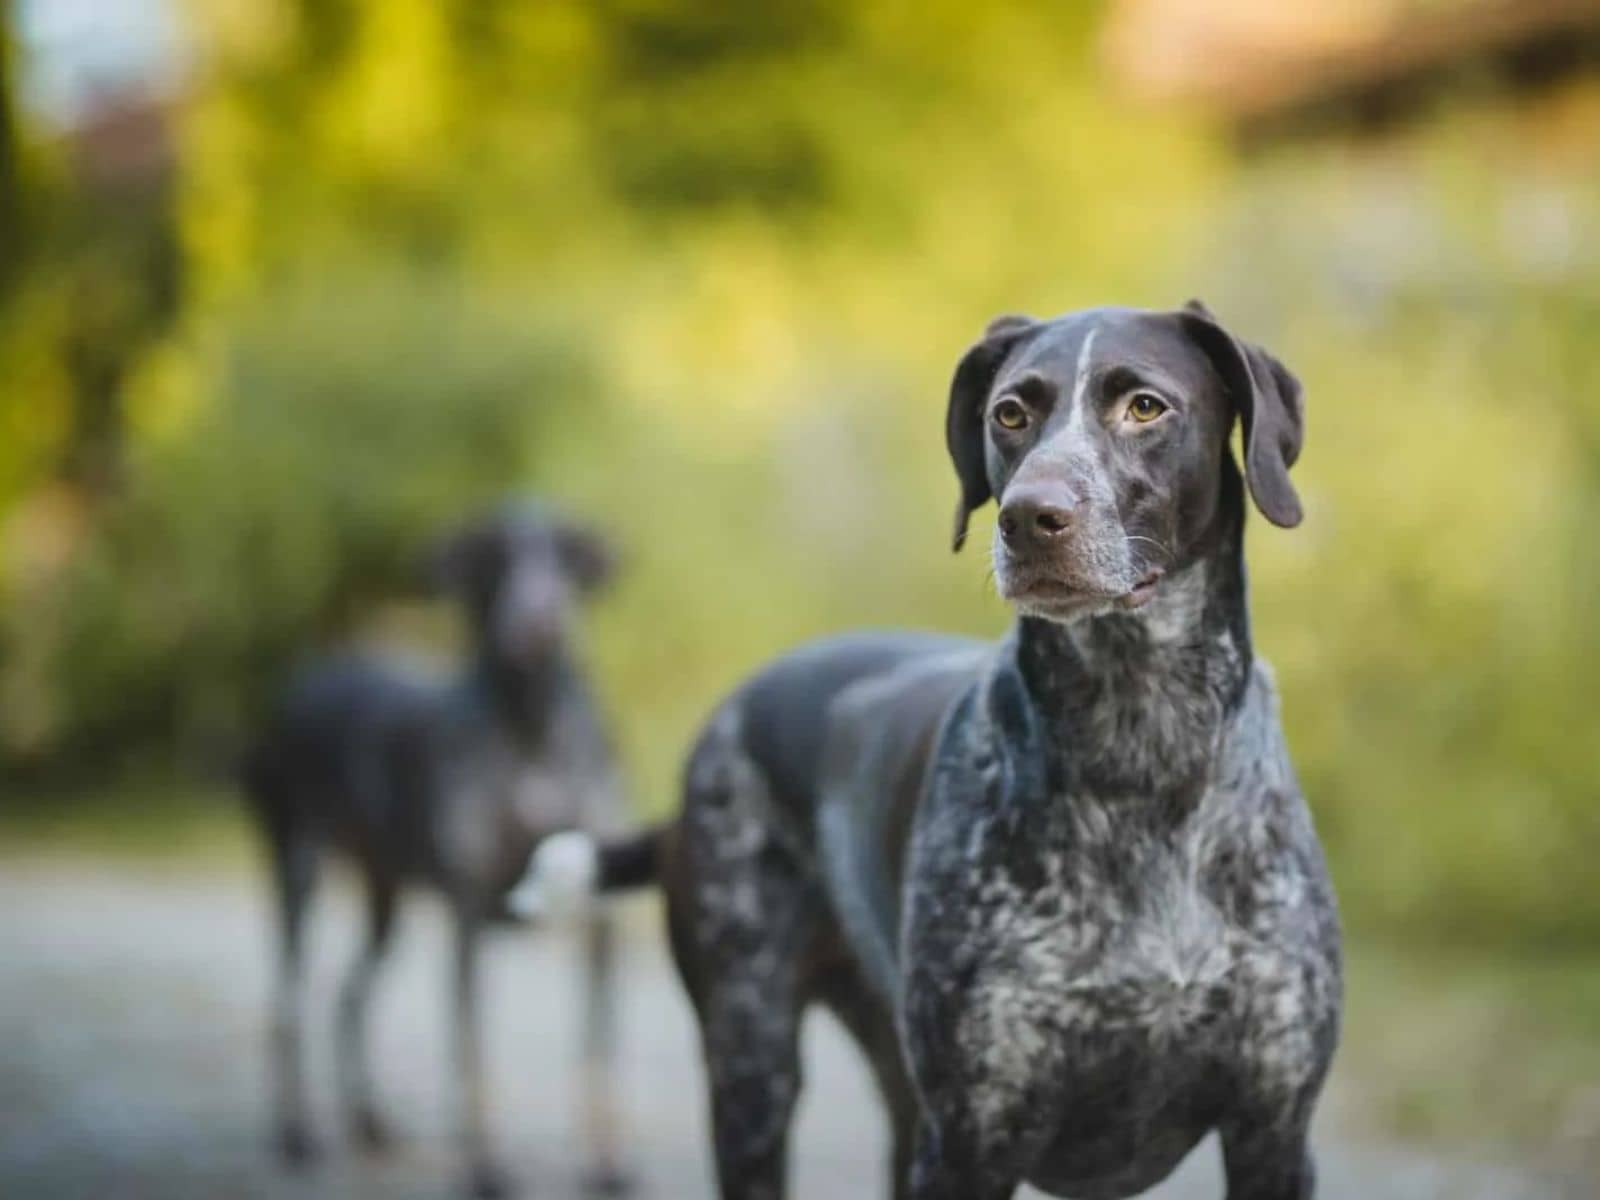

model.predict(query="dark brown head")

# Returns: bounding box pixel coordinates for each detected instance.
[947,301,1304,622]
[428,499,617,664]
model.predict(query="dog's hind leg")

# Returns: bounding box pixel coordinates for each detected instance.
[669,738,813,1200]
[337,868,400,1153]
[260,798,320,1167]
[578,909,633,1196]
[695,952,804,1200]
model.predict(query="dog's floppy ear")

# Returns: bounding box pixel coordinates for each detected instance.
[947,314,1039,550]
[424,517,492,596]
[1178,299,1305,528]
[555,519,618,596]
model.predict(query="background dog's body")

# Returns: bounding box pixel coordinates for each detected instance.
[252,650,618,907]
[538,305,1342,1199]
[242,500,630,1199]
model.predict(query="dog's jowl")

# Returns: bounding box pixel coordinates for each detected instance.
[522,303,1341,1200]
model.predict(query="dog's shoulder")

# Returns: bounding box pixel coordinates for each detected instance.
[1208,659,1314,847]
[1194,660,1340,965]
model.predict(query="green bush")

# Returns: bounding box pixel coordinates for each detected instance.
[1198,143,1600,949]
[0,269,592,772]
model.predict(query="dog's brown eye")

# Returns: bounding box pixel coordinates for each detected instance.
[1127,392,1167,424]
[992,396,1029,431]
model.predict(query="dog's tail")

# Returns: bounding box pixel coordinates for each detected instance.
[506,826,664,922]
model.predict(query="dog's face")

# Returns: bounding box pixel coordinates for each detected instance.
[430,502,616,664]
[947,303,1304,623]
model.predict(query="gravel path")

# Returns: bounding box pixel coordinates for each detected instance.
[0,863,1588,1200]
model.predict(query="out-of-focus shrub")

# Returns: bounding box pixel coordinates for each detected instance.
[1202,136,1600,950]
[0,269,592,772]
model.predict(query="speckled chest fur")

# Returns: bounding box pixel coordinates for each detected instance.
[899,570,1341,1200]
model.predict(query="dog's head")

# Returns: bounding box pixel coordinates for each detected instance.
[947,301,1304,623]
[428,499,617,664]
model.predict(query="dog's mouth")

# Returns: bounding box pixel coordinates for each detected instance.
[1117,569,1165,610]
[1002,567,1165,619]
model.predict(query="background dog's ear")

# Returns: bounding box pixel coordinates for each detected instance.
[423,518,491,596]
[947,314,1039,550]
[555,520,618,596]
[1178,301,1306,528]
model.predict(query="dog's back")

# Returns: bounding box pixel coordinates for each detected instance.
[243,652,447,881]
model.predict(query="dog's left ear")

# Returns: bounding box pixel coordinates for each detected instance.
[1178,299,1306,528]
[947,314,1040,551]
[556,520,618,596]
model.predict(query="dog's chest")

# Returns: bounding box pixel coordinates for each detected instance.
[961,810,1244,1060]
[434,721,610,880]
[505,753,581,828]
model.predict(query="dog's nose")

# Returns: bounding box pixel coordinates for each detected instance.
[998,486,1077,546]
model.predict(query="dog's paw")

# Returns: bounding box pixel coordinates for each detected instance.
[466,1162,516,1200]
[581,1164,635,1197]
[276,1121,321,1168]
[506,830,598,922]
[351,1106,399,1155]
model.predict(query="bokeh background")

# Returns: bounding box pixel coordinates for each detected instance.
[1,0,1598,1196]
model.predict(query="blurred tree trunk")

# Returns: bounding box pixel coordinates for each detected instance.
[0,0,23,303]
[55,94,181,500]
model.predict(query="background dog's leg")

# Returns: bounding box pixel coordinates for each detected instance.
[265,822,319,1166]
[452,903,509,1200]
[337,869,399,1152]
[1219,1115,1316,1200]
[578,909,631,1196]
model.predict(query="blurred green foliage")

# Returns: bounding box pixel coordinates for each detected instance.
[2,269,589,766]
[0,0,1597,962]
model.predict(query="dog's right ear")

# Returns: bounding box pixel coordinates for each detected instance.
[947,314,1038,551]
[423,519,490,596]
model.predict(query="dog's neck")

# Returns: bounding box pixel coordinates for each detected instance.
[469,644,576,748]
[1006,469,1253,801]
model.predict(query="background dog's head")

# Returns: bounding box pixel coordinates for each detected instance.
[947,302,1304,623]
[428,500,617,665]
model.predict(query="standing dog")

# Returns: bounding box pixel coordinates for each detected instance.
[242,500,631,1199]
[522,303,1341,1199]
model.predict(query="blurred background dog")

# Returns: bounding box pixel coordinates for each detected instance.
[243,500,629,1198]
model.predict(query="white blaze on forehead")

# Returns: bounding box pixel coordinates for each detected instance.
[1064,328,1098,434]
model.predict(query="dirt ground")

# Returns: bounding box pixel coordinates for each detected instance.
[0,862,1590,1200]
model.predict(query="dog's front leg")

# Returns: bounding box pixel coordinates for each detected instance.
[452,900,511,1199]
[906,1119,1021,1200]
[1219,1113,1316,1200]
[578,909,632,1196]
[1222,964,1334,1200]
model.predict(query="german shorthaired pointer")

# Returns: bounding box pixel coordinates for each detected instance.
[520,302,1342,1200]
[242,500,632,1199]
